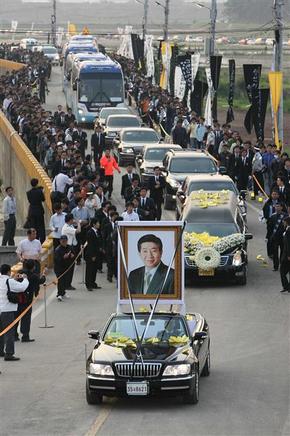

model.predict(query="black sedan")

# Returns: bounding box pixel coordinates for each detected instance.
[86,312,210,405]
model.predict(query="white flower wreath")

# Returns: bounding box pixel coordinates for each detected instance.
[195,247,221,271]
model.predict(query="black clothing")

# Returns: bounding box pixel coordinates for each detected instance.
[124,185,141,202]
[128,262,174,294]
[149,175,165,220]
[84,228,103,288]
[237,157,252,191]
[280,228,290,290]
[267,212,288,270]
[91,132,106,166]
[139,197,156,220]
[0,312,16,357]
[121,173,140,197]
[54,245,75,296]
[26,187,45,243]
[2,214,16,246]
[172,125,188,148]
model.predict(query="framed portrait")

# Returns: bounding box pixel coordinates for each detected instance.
[117,221,184,304]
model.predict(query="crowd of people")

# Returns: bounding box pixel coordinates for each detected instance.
[2,42,290,364]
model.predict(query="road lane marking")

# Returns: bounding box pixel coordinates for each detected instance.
[85,401,114,436]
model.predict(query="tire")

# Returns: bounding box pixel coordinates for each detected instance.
[183,371,199,405]
[86,380,103,405]
[201,350,210,377]
[236,266,247,286]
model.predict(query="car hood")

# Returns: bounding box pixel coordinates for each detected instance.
[141,160,163,170]
[168,173,193,183]
[120,141,159,149]
[92,342,192,362]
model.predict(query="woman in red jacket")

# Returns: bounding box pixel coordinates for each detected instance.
[100,148,121,199]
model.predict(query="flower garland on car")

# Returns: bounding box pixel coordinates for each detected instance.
[189,190,230,208]
[184,232,245,270]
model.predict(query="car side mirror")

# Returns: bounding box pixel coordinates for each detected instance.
[245,233,253,240]
[72,82,77,91]
[193,331,207,341]
[240,190,247,199]
[219,166,227,175]
[159,137,164,143]
[59,60,63,67]
[114,139,120,146]
[88,330,100,340]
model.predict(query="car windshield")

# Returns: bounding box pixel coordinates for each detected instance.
[170,157,216,173]
[188,181,238,194]
[144,147,178,161]
[101,108,129,121]
[104,315,188,342]
[43,47,57,54]
[108,117,140,128]
[122,131,159,143]
[185,222,239,237]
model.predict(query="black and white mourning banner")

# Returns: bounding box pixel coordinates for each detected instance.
[252,88,269,141]
[178,54,192,90]
[226,59,235,124]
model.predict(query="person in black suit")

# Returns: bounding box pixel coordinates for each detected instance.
[128,234,174,294]
[139,187,156,220]
[102,211,119,282]
[273,176,290,207]
[149,166,165,220]
[73,125,88,160]
[124,178,141,203]
[91,124,106,167]
[52,150,69,177]
[172,120,188,149]
[228,145,241,182]
[237,148,252,191]
[266,203,288,271]
[121,164,140,198]
[26,178,46,243]
[64,108,76,129]
[84,219,103,291]
[280,216,290,292]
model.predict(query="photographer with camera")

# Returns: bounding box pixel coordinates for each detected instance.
[14,260,47,343]
[0,264,29,361]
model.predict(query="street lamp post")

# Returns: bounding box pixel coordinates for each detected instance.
[135,0,149,40]
[192,1,217,56]
[51,0,56,46]
[155,0,170,41]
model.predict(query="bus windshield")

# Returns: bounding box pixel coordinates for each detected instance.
[78,73,123,103]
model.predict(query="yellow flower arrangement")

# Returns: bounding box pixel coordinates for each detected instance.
[190,190,230,209]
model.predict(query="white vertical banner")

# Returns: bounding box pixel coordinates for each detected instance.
[11,20,18,32]
[204,67,213,127]
[191,53,200,91]
[174,66,186,100]
[145,35,155,81]
[57,27,64,47]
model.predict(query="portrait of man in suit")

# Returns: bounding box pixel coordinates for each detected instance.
[128,234,174,294]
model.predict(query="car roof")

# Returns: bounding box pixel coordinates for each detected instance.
[107,114,139,120]
[121,127,157,133]
[144,143,182,150]
[100,107,129,113]
[184,174,234,183]
[167,150,214,159]
[182,191,239,223]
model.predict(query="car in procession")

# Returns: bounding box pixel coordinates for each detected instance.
[104,114,141,145]
[175,174,247,220]
[96,106,131,127]
[162,150,222,210]
[181,191,252,285]
[135,143,182,184]
[114,127,161,166]
[86,311,210,405]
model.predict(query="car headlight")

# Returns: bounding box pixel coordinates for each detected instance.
[144,168,154,174]
[123,147,134,153]
[78,109,83,114]
[233,250,242,266]
[167,177,180,189]
[163,364,191,376]
[89,363,114,376]
[108,131,117,137]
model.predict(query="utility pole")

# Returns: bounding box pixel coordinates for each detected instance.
[143,0,149,40]
[209,0,217,56]
[164,0,170,41]
[51,0,57,47]
[273,0,284,145]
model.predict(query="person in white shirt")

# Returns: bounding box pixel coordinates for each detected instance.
[85,192,100,219]
[16,228,42,273]
[61,214,81,290]
[52,171,73,194]
[122,202,140,222]
[2,186,17,246]
[0,264,29,361]
[49,203,66,249]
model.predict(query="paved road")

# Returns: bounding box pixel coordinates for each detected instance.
[0,66,289,436]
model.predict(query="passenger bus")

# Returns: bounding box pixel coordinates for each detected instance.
[64,57,125,124]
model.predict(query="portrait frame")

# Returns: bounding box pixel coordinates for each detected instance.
[117,221,184,305]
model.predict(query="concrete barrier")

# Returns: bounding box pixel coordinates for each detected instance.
[0,59,54,275]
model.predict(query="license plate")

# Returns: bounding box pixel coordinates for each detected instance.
[126,381,148,396]
[198,268,215,276]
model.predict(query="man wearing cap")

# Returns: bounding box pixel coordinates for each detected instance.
[54,235,75,301]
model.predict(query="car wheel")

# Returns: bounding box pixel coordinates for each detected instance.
[86,380,103,405]
[183,371,199,405]
[236,266,247,286]
[201,350,210,377]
